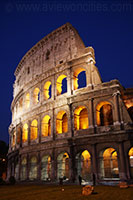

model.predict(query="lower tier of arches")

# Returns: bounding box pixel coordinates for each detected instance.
[7,142,133,185]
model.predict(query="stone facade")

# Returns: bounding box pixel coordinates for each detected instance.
[8,23,133,184]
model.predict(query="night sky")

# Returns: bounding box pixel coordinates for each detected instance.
[0,0,133,144]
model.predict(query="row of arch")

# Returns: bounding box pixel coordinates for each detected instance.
[15,147,133,182]
[12,102,114,146]
[13,68,87,118]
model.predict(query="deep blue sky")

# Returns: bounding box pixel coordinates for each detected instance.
[0,0,133,144]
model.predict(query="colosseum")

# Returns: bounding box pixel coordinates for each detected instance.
[8,23,133,185]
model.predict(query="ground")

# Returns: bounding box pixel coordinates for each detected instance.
[0,184,133,200]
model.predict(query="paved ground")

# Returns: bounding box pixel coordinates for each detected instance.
[0,184,133,200]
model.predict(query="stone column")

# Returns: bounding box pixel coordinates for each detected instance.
[18,155,21,181]
[88,98,95,133]
[118,142,127,181]
[38,116,41,143]
[37,152,41,180]
[113,91,121,126]
[91,144,98,183]
[69,143,76,182]
[51,148,57,181]
[28,120,31,145]
[26,154,29,180]
[67,68,72,96]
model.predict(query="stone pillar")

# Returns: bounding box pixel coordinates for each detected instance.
[67,68,72,96]
[118,142,127,181]
[91,144,98,183]
[37,152,41,180]
[26,154,29,180]
[88,98,95,133]
[51,75,55,100]
[18,155,21,181]
[28,120,31,145]
[113,91,121,126]
[51,148,57,181]
[38,116,41,143]
[69,144,76,182]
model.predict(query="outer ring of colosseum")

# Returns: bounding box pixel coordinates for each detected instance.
[8,23,133,184]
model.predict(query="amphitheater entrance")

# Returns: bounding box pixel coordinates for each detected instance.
[99,148,119,180]
[57,152,69,181]
[76,150,92,184]
[128,147,133,178]
[41,155,51,181]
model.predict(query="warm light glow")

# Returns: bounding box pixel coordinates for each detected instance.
[22,123,28,143]
[103,148,117,158]
[96,101,113,126]
[25,93,30,109]
[41,115,51,137]
[129,147,133,157]
[44,81,52,99]
[74,106,89,130]
[19,98,23,113]
[33,88,40,104]
[82,150,91,160]
[22,157,27,164]
[56,74,67,95]
[56,111,68,134]
[30,119,38,140]
[73,68,85,90]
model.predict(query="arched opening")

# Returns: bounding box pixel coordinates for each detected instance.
[56,75,67,95]
[41,115,51,137]
[56,111,68,134]
[30,120,38,140]
[20,158,27,180]
[44,81,52,100]
[33,88,40,104]
[57,152,69,180]
[74,106,89,130]
[29,156,37,180]
[99,148,119,179]
[17,127,21,145]
[127,106,133,121]
[76,150,91,183]
[128,147,133,178]
[22,123,28,143]
[96,101,113,126]
[41,156,51,181]
[73,68,86,90]
[25,93,30,109]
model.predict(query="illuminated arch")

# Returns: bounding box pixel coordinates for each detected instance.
[25,93,30,109]
[96,101,113,126]
[56,111,68,134]
[128,147,133,178]
[74,106,89,130]
[73,68,86,90]
[41,155,51,181]
[56,75,67,95]
[30,120,38,140]
[29,156,37,180]
[33,88,40,104]
[76,150,91,182]
[20,157,27,180]
[44,81,52,99]
[57,152,69,180]
[22,123,28,143]
[99,148,119,179]
[41,115,51,137]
